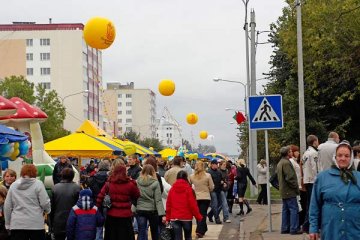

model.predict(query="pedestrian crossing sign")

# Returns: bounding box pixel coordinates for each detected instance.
[249,95,283,130]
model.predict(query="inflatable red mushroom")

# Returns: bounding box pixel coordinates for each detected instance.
[0,96,17,117]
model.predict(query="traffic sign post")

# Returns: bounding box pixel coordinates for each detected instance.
[249,94,283,232]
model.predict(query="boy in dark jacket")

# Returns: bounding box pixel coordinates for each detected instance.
[66,189,104,240]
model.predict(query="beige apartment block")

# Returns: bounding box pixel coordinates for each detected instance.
[104,82,156,139]
[0,22,103,132]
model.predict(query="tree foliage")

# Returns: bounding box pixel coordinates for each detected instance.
[139,137,164,152]
[195,144,216,154]
[36,85,70,142]
[0,76,68,142]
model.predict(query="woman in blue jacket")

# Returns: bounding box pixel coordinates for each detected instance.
[309,141,360,240]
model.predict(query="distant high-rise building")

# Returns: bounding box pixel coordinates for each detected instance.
[0,22,103,131]
[103,82,156,138]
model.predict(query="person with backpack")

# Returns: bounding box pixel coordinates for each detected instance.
[66,189,104,240]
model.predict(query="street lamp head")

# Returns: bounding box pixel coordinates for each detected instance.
[225,108,233,111]
[83,90,89,93]
[213,78,221,82]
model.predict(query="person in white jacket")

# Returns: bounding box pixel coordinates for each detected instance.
[256,159,268,205]
[301,135,319,233]
[4,164,51,239]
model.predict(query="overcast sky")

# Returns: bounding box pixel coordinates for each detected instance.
[1,0,287,155]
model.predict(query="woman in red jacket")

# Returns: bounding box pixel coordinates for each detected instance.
[166,170,202,240]
[97,165,140,240]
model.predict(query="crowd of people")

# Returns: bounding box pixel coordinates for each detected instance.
[276,132,360,239]
[0,152,257,240]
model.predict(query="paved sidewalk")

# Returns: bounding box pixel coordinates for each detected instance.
[240,204,309,240]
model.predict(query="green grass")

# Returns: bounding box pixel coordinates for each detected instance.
[244,183,281,200]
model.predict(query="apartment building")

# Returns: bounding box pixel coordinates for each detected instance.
[0,21,103,131]
[103,82,156,139]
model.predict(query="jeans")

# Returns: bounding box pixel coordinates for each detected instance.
[257,184,268,204]
[95,226,103,240]
[196,200,210,235]
[219,191,230,220]
[172,220,192,240]
[136,212,159,240]
[302,183,313,231]
[208,191,222,221]
[281,197,299,233]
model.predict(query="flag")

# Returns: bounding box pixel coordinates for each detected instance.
[233,111,246,125]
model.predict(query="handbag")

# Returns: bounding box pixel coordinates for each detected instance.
[102,182,112,217]
[160,222,174,240]
[269,173,279,190]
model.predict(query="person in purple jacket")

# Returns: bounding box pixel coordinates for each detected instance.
[66,189,104,240]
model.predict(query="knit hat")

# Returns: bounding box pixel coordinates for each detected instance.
[211,159,218,165]
[77,189,94,210]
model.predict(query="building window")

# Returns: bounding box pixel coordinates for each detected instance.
[126,127,132,132]
[126,110,132,115]
[166,133,169,137]
[26,53,33,61]
[118,94,122,98]
[39,82,51,89]
[40,53,50,61]
[170,133,172,137]
[126,94,132,98]
[126,118,132,123]
[118,119,122,123]
[40,38,50,46]
[26,39,33,47]
[117,111,122,115]
[40,68,51,75]
[126,102,132,107]
[26,68,33,76]
[117,102,122,106]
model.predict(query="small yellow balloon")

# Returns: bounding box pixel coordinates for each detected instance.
[124,144,137,156]
[186,113,198,125]
[84,17,116,50]
[158,80,175,96]
[199,131,208,139]
[149,147,154,151]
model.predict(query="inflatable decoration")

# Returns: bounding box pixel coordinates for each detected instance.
[158,79,175,96]
[186,113,198,125]
[199,131,208,140]
[84,17,116,50]
[124,144,137,156]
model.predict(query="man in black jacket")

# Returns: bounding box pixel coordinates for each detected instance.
[52,156,72,185]
[127,154,142,180]
[87,159,111,199]
[207,159,223,224]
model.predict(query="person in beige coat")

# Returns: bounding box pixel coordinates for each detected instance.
[164,156,184,186]
[190,161,214,238]
[256,159,268,205]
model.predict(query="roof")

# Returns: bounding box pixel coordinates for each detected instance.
[0,23,84,31]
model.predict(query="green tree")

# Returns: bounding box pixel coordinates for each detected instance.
[195,144,216,154]
[139,137,164,152]
[122,130,141,143]
[36,85,70,142]
[0,75,36,104]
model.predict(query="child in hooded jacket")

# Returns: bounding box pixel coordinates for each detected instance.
[166,170,202,240]
[66,189,104,240]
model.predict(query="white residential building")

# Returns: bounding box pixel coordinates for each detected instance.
[155,107,183,148]
[0,22,103,131]
[103,82,156,139]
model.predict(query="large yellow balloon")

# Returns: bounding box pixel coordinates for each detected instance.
[199,131,208,139]
[186,113,198,125]
[84,17,116,50]
[158,80,175,96]
[124,144,137,156]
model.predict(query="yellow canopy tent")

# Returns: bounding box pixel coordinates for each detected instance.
[44,132,123,158]
[159,148,177,158]
[204,153,227,160]
[76,120,159,156]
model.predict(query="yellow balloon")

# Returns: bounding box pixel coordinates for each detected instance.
[10,149,20,161]
[158,80,175,96]
[186,113,198,125]
[199,131,208,139]
[149,147,154,151]
[84,17,116,50]
[124,144,137,156]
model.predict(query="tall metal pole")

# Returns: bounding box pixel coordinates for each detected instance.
[250,9,258,194]
[296,0,306,154]
[265,130,272,232]
[243,0,254,197]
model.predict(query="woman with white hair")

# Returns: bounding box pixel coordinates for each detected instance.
[309,141,360,240]
[256,159,268,205]
[236,159,256,215]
